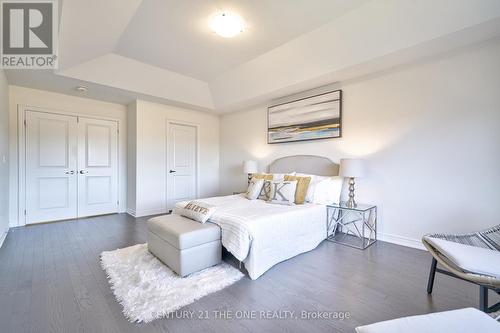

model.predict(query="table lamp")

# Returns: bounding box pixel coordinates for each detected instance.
[339,158,365,208]
[243,160,258,184]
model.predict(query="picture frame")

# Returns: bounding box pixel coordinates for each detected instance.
[267,90,342,144]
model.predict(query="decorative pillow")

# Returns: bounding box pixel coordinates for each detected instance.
[252,174,272,199]
[245,178,264,200]
[312,176,343,205]
[271,172,295,181]
[258,180,273,200]
[284,175,311,204]
[254,173,296,200]
[267,180,298,205]
[252,172,295,181]
[252,173,273,181]
[296,173,328,203]
[180,201,216,223]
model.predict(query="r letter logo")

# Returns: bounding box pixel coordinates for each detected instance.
[1,0,58,68]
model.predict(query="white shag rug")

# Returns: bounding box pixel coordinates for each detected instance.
[100,243,244,323]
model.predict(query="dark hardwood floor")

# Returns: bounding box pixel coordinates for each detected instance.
[0,213,495,333]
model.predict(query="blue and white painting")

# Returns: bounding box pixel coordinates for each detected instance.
[268,90,342,143]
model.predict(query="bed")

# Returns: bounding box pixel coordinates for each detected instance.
[175,155,339,280]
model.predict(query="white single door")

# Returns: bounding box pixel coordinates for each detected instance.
[77,117,119,217]
[167,123,197,210]
[25,111,78,224]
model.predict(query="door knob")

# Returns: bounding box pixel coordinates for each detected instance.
[169,170,176,173]
[65,170,75,175]
[79,170,88,174]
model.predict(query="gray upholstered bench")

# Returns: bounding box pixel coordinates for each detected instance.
[147,214,222,277]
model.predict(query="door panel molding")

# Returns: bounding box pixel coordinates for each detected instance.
[17,105,121,226]
[166,120,200,211]
[25,111,78,224]
[85,122,112,167]
[77,117,118,217]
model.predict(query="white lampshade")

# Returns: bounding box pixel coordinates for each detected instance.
[243,160,258,174]
[339,158,365,178]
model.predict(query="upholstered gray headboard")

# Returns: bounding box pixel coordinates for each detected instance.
[268,155,339,176]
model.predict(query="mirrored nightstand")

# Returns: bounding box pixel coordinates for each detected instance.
[326,203,377,250]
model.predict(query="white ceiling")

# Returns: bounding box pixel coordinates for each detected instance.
[114,0,370,80]
[6,0,500,112]
[4,68,209,110]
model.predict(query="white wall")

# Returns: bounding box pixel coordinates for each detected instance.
[219,40,500,249]
[127,102,138,213]
[0,70,9,246]
[210,0,500,110]
[9,86,128,226]
[127,100,219,217]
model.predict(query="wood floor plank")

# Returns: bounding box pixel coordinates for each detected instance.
[29,225,49,333]
[58,221,120,333]
[1,213,497,333]
[8,225,35,333]
[0,227,28,332]
[44,222,84,333]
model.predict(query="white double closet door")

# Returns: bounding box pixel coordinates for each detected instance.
[25,111,119,224]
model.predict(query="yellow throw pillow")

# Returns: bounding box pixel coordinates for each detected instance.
[284,175,311,204]
[252,173,273,181]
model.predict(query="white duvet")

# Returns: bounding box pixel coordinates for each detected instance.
[175,195,326,279]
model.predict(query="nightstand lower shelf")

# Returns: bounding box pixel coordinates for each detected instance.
[326,204,377,250]
[327,232,376,249]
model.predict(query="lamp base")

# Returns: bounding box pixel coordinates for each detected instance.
[247,173,252,185]
[345,197,357,208]
[346,177,357,208]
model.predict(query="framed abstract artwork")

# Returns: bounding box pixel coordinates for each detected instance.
[267,90,342,144]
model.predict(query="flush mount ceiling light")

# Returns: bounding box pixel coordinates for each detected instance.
[209,12,244,38]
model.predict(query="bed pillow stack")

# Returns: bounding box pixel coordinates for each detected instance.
[248,173,309,205]
[296,173,343,205]
[246,172,341,205]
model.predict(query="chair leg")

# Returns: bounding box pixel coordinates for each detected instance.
[427,258,438,294]
[479,286,488,312]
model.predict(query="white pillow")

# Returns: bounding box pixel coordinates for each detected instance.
[245,178,264,200]
[267,180,298,205]
[180,201,216,223]
[295,173,331,203]
[311,176,343,205]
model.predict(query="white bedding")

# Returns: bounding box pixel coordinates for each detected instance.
[175,194,326,279]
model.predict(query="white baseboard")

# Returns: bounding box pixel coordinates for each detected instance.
[9,219,19,228]
[378,232,426,251]
[0,229,8,248]
[127,208,167,218]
